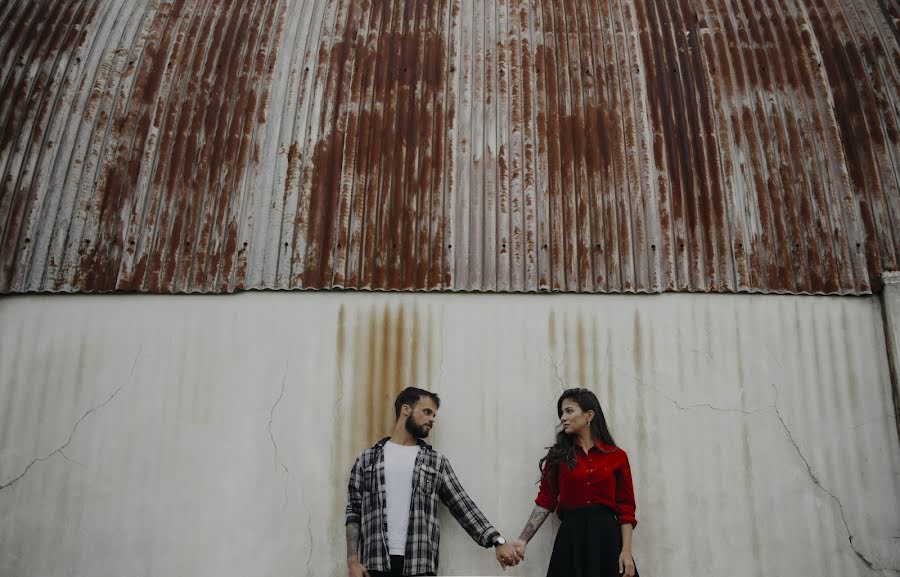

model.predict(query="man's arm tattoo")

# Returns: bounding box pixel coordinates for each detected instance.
[518,506,552,543]
[346,522,361,560]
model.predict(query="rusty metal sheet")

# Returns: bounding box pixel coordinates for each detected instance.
[0,0,898,294]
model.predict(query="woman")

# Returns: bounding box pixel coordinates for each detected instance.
[509,388,638,577]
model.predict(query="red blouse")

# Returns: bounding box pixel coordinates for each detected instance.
[535,441,637,527]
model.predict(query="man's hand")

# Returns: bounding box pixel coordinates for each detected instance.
[348,557,370,577]
[495,542,522,569]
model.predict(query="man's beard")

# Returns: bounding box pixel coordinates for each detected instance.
[405,418,431,439]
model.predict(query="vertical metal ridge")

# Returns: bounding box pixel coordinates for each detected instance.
[23,0,109,293]
[1,0,898,294]
[819,0,897,284]
[178,1,250,292]
[1,0,81,291]
[804,0,880,293]
[838,0,900,275]
[507,0,526,292]
[467,0,485,291]
[106,1,202,293]
[537,0,566,291]
[521,0,540,291]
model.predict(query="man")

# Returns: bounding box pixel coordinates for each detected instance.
[346,387,521,576]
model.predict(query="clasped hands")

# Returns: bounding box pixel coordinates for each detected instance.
[495,539,527,570]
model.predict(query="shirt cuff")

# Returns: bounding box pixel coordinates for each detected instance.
[618,516,637,528]
[483,528,502,548]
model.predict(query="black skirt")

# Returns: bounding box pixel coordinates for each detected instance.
[546,504,639,577]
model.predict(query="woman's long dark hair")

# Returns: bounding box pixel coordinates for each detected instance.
[539,388,616,482]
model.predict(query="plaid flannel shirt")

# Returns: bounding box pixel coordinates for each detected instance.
[345,437,501,575]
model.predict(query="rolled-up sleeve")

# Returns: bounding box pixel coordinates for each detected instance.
[614,453,637,527]
[438,457,500,547]
[345,457,363,527]
[534,468,559,512]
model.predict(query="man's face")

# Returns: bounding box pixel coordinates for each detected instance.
[404,397,438,439]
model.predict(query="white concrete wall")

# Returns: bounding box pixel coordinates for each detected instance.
[882,272,900,449]
[0,293,898,577]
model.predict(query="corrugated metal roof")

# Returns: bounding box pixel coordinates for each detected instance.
[1,0,898,294]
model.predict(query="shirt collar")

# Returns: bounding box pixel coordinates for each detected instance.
[375,436,433,451]
[574,438,617,453]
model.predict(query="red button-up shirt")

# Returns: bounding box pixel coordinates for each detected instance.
[535,441,637,527]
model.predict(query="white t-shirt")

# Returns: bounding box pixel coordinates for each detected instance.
[383,441,421,555]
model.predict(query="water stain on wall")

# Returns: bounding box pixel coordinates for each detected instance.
[331,300,437,535]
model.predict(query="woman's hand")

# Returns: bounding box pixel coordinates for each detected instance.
[512,539,527,561]
[618,551,635,576]
[495,542,521,569]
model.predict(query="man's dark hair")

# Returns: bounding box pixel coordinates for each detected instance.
[394,387,441,419]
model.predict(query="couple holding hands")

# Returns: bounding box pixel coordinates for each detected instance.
[346,387,639,577]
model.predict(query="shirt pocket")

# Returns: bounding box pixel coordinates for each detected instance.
[362,465,377,493]
[417,464,439,495]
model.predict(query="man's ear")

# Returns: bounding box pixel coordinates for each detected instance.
[401,403,412,417]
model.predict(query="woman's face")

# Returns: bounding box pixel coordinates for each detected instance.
[560,398,594,436]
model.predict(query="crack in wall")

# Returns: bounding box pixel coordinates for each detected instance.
[643,379,892,573]
[644,382,768,416]
[267,362,314,573]
[268,364,290,507]
[547,319,571,401]
[547,355,569,399]
[0,346,142,491]
[58,450,86,469]
[302,488,313,576]
[769,385,888,574]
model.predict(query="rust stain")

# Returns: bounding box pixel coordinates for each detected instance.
[632,310,648,465]
[350,306,372,454]
[1,1,99,289]
[410,304,420,383]
[75,1,285,292]
[632,310,643,371]
[606,324,615,414]
[577,314,587,386]
[343,302,435,452]
[376,305,393,437]
[364,305,383,444]
[1,3,92,152]
[2,0,899,295]
[332,303,349,523]
[591,317,602,407]
[548,309,557,356]
[808,7,895,283]
[337,304,347,375]
[297,0,449,290]
[425,306,434,380]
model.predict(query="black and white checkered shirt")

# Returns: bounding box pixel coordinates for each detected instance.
[346,437,501,575]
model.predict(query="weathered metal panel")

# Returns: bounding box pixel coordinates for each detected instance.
[1,292,898,575]
[1,0,898,294]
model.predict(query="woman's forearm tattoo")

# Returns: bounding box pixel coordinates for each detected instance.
[346,522,361,560]
[518,506,552,543]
